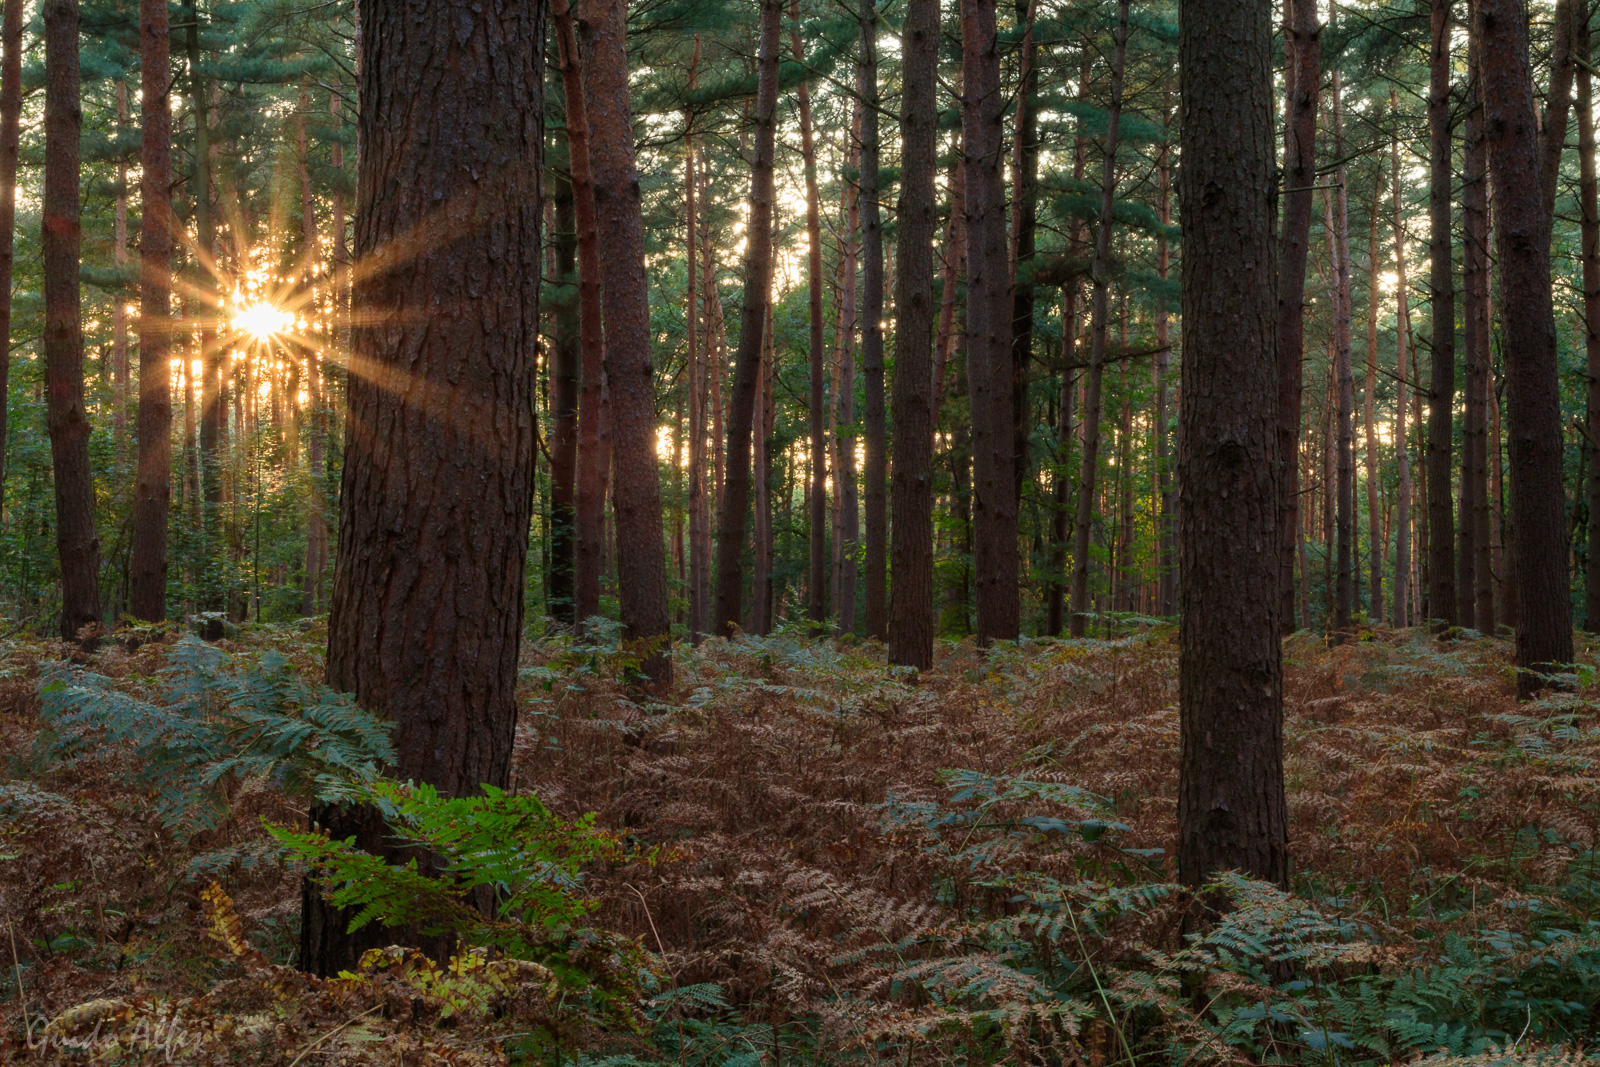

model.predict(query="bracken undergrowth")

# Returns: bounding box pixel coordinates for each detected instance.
[3,619,1600,1064]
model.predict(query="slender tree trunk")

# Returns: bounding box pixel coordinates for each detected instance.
[112,80,129,447]
[835,197,859,634]
[0,0,22,513]
[1541,0,1579,236]
[129,0,172,623]
[1427,0,1457,630]
[1009,0,1038,516]
[791,1,827,630]
[1465,8,1493,631]
[583,0,672,678]
[684,98,708,639]
[186,0,220,557]
[1478,0,1575,694]
[45,0,100,640]
[858,0,886,639]
[752,310,774,635]
[888,0,938,668]
[298,97,324,616]
[1177,0,1287,890]
[1365,176,1384,623]
[1047,296,1077,635]
[1155,83,1175,617]
[1581,15,1600,631]
[1277,0,1320,635]
[1068,0,1127,638]
[558,0,610,630]
[304,0,544,976]
[713,0,779,637]
[1392,113,1412,628]
[962,0,1019,645]
[1331,74,1355,640]
[547,164,578,626]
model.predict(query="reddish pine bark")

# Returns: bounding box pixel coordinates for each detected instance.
[887,0,938,668]
[0,0,21,508]
[303,0,544,975]
[1390,105,1414,627]
[792,0,827,629]
[583,0,672,679]
[1581,16,1600,631]
[1477,0,1575,694]
[1177,0,1287,889]
[44,0,100,641]
[547,168,578,626]
[858,0,886,640]
[1277,0,1320,635]
[128,0,173,623]
[112,80,128,445]
[1465,13,1494,631]
[1331,73,1355,640]
[1365,177,1384,622]
[1426,0,1456,630]
[713,0,780,637]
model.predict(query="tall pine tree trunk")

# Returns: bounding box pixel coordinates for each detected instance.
[1332,72,1355,639]
[112,80,128,446]
[1177,0,1287,889]
[1426,0,1457,630]
[1465,9,1494,630]
[1009,0,1037,517]
[548,164,578,627]
[1155,84,1175,617]
[584,0,672,679]
[712,0,779,637]
[1365,178,1384,623]
[304,0,544,976]
[1477,0,1575,695]
[0,0,22,512]
[888,0,938,668]
[560,0,609,630]
[1391,108,1413,627]
[858,0,886,639]
[962,0,1019,645]
[129,0,173,623]
[44,0,100,641]
[1581,15,1600,631]
[1068,0,1127,638]
[792,0,827,630]
[1277,0,1320,635]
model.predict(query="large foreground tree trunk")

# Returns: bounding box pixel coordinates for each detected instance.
[888,0,938,669]
[1176,0,1288,889]
[585,0,672,681]
[303,0,544,976]
[1477,0,1575,695]
[1580,16,1600,631]
[858,0,886,641]
[128,0,172,623]
[962,0,1018,645]
[712,0,780,638]
[44,0,101,641]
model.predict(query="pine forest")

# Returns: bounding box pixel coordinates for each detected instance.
[8,0,1600,1063]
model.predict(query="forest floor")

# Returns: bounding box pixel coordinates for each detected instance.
[3,620,1600,1065]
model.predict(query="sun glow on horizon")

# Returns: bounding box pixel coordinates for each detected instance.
[232,301,295,341]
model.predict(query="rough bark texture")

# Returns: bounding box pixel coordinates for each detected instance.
[562,1,609,629]
[128,0,172,623]
[793,1,826,630]
[584,0,672,680]
[303,0,544,976]
[44,0,100,641]
[1426,0,1457,630]
[1365,178,1383,622]
[1540,0,1578,235]
[1331,75,1355,639]
[1176,0,1288,889]
[684,100,706,639]
[1391,110,1413,628]
[1465,10,1493,631]
[858,0,886,640]
[962,0,1018,645]
[1582,17,1600,631]
[712,0,779,638]
[1477,0,1575,694]
[887,0,938,668]
[1067,0,1126,638]
[1155,85,1175,617]
[548,162,578,626]
[1010,0,1038,517]
[0,0,22,508]
[1276,0,1320,635]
